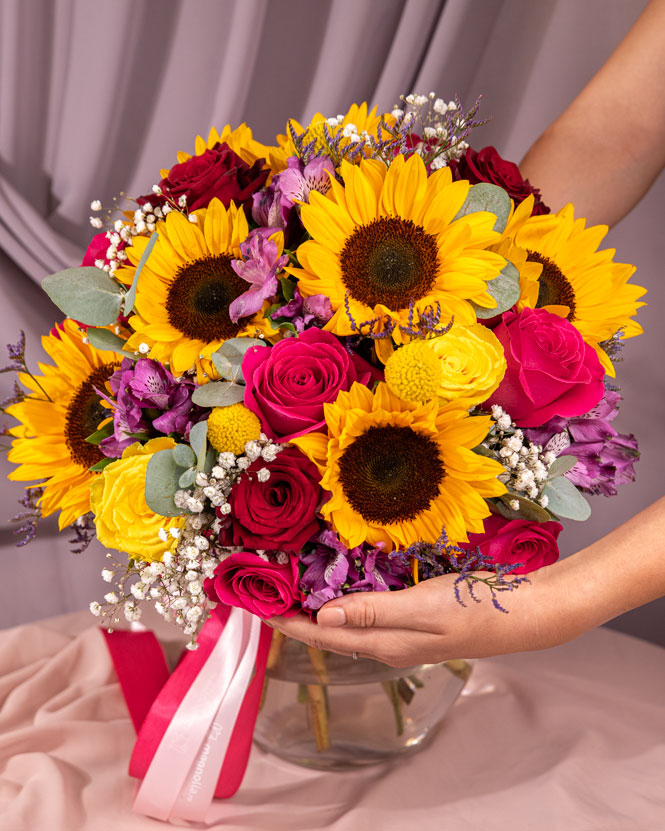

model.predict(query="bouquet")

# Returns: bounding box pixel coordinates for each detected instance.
[2,92,645,817]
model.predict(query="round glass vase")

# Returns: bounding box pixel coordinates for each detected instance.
[253,634,472,771]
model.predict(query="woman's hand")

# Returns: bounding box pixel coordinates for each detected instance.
[269,564,580,667]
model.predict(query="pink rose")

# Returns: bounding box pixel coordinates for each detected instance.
[486,307,605,427]
[242,328,379,441]
[204,552,302,618]
[225,447,322,551]
[459,514,563,574]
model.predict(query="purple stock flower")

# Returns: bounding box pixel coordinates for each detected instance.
[100,359,201,457]
[228,230,288,322]
[525,391,639,497]
[272,285,333,333]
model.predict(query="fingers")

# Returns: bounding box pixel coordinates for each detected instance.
[315,580,448,632]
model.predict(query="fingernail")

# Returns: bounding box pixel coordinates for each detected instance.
[318,606,346,627]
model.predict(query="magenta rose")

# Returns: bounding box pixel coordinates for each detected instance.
[82,232,111,266]
[137,142,268,213]
[226,446,322,551]
[450,146,550,215]
[459,514,563,574]
[242,328,380,441]
[204,552,302,618]
[486,307,605,427]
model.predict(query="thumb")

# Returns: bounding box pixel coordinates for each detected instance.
[316,585,435,631]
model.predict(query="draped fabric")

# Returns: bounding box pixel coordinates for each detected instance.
[1,0,662,643]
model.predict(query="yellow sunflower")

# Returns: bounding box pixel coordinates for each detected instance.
[120,198,275,381]
[292,382,506,550]
[276,102,394,166]
[7,320,119,529]
[288,154,506,358]
[512,204,646,374]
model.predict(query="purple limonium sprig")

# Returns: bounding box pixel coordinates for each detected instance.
[524,391,639,497]
[398,527,528,613]
[11,486,44,547]
[69,513,97,554]
[228,229,288,323]
[344,293,453,340]
[99,358,202,457]
[271,286,333,333]
[2,331,51,402]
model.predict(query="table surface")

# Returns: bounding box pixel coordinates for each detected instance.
[1,611,664,831]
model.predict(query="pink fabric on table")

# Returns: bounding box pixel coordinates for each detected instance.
[1,612,664,830]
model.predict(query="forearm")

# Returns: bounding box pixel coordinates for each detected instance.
[520,0,665,227]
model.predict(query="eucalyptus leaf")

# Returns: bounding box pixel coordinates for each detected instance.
[178,467,197,489]
[542,477,591,521]
[145,448,184,517]
[210,350,233,380]
[191,381,245,407]
[216,337,268,382]
[86,328,129,355]
[123,231,158,315]
[494,493,552,523]
[42,267,124,326]
[547,455,578,479]
[172,443,196,468]
[85,421,114,445]
[452,182,511,233]
[189,420,208,470]
[203,445,217,473]
[472,260,520,319]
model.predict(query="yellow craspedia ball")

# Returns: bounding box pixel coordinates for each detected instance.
[207,403,262,455]
[428,323,507,406]
[384,340,444,403]
[89,437,184,562]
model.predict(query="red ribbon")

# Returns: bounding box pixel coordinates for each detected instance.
[102,608,273,800]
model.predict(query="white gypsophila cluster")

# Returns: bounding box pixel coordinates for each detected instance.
[484,405,554,508]
[395,91,470,168]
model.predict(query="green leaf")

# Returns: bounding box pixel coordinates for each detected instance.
[268,316,298,335]
[548,455,578,479]
[191,381,245,407]
[189,420,208,471]
[145,448,184,517]
[452,182,511,233]
[472,260,521,319]
[85,421,114,445]
[178,467,197,489]
[86,328,129,355]
[123,231,158,316]
[172,443,196,468]
[42,267,124,326]
[126,431,150,440]
[542,477,591,521]
[89,457,114,472]
[279,275,296,303]
[493,493,552,523]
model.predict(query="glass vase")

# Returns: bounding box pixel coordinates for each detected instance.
[253,633,472,770]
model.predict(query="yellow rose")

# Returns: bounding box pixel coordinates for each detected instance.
[428,323,506,406]
[89,437,184,561]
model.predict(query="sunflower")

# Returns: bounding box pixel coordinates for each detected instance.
[121,199,275,381]
[288,155,506,358]
[512,204,646,374]
[291,382,506,550]
[7,320,119,529]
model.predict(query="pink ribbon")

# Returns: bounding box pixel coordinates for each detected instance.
[103,606,273,822]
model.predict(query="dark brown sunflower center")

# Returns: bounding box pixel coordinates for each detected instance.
[339,217,439,310]
[64,362,118,469]
[337,425,444,525]
[526,250,576,320]
[166,254,249,342]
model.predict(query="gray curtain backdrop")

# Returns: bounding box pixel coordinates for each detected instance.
[2,0,663,644]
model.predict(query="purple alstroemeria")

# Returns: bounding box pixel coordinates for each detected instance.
[272,285,333,333]
[300,530,360,611]
[348,544,412,593]
[228,230,288,323]
[251,156,335,231]
[99,358,201,457]
[524,391,639,497]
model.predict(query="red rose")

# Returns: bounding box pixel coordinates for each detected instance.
[242,329,380,442]
[204,552,302,618]
[459,514,562,574]
[225,447,322,552]
[138,142,268,214]
[450,146,549,215]
[486,307,605,427]
[81,232,110,267]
